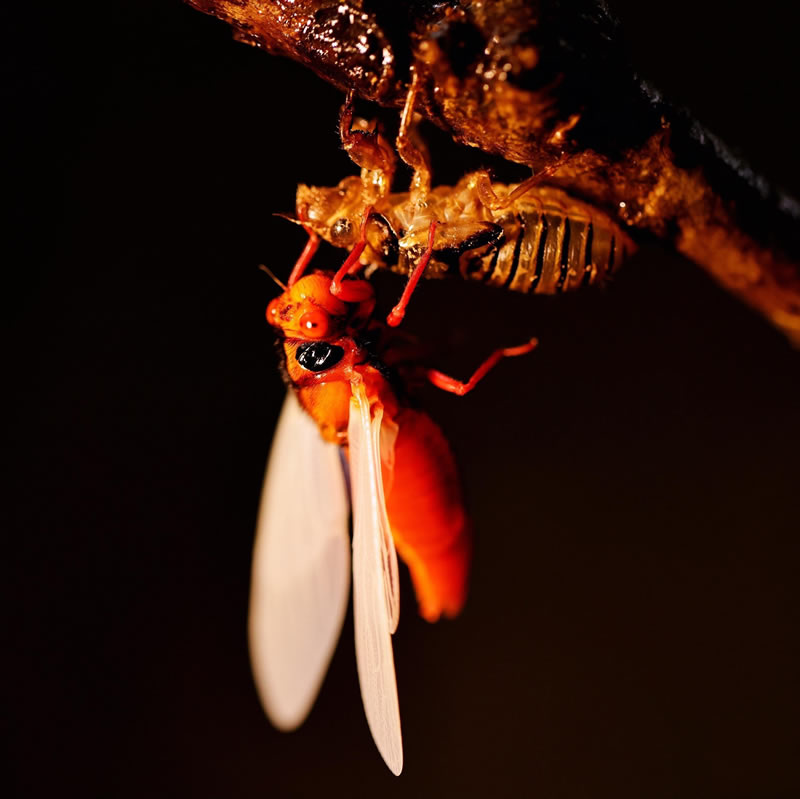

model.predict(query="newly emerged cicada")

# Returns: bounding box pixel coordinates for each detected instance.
[250,266,535,774]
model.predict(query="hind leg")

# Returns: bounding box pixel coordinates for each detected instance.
[473,153,571,211]
[427,339,539,396]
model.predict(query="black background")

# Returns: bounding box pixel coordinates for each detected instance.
[7,2,800,797]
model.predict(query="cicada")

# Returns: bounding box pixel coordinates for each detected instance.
[248,265,535,774]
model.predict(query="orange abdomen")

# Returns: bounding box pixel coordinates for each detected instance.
[384,408,471,622]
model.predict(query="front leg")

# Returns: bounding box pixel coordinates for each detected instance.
[339,90,396,202]
[330,205,376,303]
[286,203,320,286]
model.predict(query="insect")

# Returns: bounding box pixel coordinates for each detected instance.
[292,88,636,325]
[248,264,536,774]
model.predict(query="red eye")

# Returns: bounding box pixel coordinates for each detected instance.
[299,309,331,339]
[266,298,281,326]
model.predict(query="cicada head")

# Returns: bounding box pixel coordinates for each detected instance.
[297,177,366,250]
[266,273,375,339]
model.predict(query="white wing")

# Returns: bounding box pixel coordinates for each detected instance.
[248,392,350,730]
[348,381,403,775]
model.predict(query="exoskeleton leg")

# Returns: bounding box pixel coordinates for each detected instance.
[396,69,431,201]
[339,90,396,202]
[474,154,571,211]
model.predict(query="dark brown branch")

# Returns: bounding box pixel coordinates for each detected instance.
[184,0,800,343]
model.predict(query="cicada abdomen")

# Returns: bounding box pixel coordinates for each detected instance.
[457,186,635,295]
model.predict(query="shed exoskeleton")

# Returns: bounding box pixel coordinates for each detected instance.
[291,79,635,326]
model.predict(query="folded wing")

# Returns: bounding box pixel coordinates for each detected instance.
[249,392,350,730]
[349,380,403,775]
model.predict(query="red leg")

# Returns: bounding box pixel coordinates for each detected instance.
[287,205,319,286]
[386,220,437,327]
[330,206,374,302]
[427,339,538,396]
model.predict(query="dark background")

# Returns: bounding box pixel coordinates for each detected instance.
[7,2,799,797]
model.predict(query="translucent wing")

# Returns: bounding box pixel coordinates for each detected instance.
[248,392,350,730]
[379,417,400,631]
[348,381,403,775]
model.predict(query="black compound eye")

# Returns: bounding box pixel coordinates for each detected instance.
[295,341,345,372]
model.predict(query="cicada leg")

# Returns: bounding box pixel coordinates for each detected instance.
[287,203,320,286]
[329,205,375,303]
[474,154,572,211]
[474,172,536,211]
[386,219,438,327]
[427,339,539,396]
[396,69,431,202]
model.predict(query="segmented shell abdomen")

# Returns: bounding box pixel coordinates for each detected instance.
[460,187,635,294]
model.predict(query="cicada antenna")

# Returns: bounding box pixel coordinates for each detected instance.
[268,204,320,286]
[258,264,288,292]
[272,212,304,227]
[284,203,320,286]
